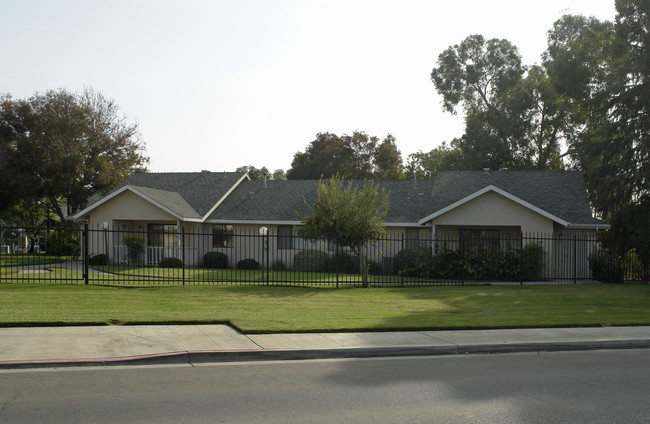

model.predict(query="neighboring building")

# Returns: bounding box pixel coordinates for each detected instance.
[71,170,608,279]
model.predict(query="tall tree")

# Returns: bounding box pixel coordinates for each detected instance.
[299,175,389,287]
[544,9,647,218]
[287,131,403,179]
[0,95,41,215]
[431,34,565,170]
[272,169,287,180]
[236,165,271,180]
[286,132,346,179]
[0,88,148,222]
[404,140,462,180]
[373,134,404,179]
[543,2,649,253]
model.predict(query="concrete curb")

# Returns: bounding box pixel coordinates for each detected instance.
[2,339,649,370]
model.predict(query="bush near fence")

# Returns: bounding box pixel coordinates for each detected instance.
[203,251,229,269]
[392,242,544,281]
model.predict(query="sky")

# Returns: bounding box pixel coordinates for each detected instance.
[1,0,617,173]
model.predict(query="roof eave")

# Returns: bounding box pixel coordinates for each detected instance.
[564,223,611,231]
[71,185,201,223]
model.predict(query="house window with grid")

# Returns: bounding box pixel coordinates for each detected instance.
[459,229,500,251]
[405,228,421,249]
[277,225,304,250]
[212,224,234,248]
[147,224,178,248]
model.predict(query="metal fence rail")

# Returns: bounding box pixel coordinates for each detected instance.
[1,225,648,286]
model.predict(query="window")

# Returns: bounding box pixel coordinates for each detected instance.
[405,228,421,249]
[147,224,178,247]
[277,225,304,250]
[459,229,500,251]
[212,225,234,248]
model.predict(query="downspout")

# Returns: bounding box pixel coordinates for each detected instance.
[177,219,182,259]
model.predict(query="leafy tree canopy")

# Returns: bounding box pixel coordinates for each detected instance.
[287,131,403,180]
[236,165,271,180]
[544,2,649,221]
[0,88,148,223]
[404,140,462,180]
[431,35,565,171]
[236,165,287,180]
[299,175,390,287]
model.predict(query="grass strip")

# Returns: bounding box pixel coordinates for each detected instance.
[1,283,649,332]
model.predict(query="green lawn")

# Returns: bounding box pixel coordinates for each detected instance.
[0,283,648,332]
[0,253,73,267]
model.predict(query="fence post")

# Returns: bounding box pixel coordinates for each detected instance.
[460,232,465,286]
[520,233,524,285]
[573,234,577,285]
[83,222,89,285]
[266,232,270,286]
[400,234,404,287]
[336,240,339,289]
[182,227,185,286]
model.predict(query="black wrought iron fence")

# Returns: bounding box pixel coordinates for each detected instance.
[1,225,648,286]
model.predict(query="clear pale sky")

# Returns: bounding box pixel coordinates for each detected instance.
[1,0,616,173]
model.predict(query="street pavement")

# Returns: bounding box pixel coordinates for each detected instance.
[1,324,650,369]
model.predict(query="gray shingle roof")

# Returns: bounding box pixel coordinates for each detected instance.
[429,170,605,226]
[207,179,437,224]
[129,185,201,219]
[81,170,605,228]
[120,172,245,217]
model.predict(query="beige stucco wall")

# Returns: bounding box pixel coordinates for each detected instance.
[88,190,178,225]
[197,223,424,271]
[431,191,555,235]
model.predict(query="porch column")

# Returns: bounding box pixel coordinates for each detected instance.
[430,224,436,254]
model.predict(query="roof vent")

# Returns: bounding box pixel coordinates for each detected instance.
[249,192,255,198]
[201,170,209,173]
[483,168,490,174]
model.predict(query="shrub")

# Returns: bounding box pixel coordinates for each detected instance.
[393,244,432,277]
[123,234,145,265]
[521,242,545,281]
[589,248,622,283]
[293,250,330,272]
[46,229,80,257]
[88,254,108,266]
[272,259,287,271]
[159,257,183,268]
[622,249,644,282]
[428,244,463,279]
[326,252,359,273]
[237,258,260,270]
[367,260,382,275]
[203,251,229,269]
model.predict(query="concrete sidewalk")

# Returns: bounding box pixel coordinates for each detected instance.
[1,325,650,369]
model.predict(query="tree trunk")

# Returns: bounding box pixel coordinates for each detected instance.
[359,246,370,288]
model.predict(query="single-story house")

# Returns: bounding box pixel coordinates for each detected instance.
[71,169,608,279]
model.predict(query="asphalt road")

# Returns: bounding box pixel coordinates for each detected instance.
[1,350,649,423]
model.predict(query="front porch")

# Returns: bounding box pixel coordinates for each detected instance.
[112,245,198,266]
